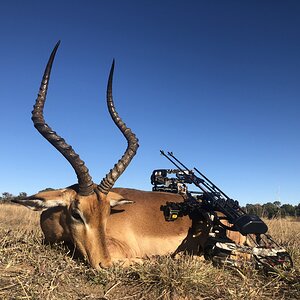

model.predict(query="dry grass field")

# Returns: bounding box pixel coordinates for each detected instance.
[0,203,299,300]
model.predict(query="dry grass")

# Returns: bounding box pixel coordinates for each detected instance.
[0,204,299,300]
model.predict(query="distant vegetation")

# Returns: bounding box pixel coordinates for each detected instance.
[245,201,300,219]
[1,191,300,219]
[0,192,27,202]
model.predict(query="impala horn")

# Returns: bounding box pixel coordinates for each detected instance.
[31,41,94,196]
[97,60,139,194]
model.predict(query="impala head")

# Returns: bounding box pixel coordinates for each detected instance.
[13,41,139,269]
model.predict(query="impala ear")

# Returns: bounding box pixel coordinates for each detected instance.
[11,197,68,211]
[11,189,75,211]
[107,192,134,207]
[110,199,134,207]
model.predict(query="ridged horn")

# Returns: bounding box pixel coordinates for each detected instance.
[31,41,94,196]
[97,60,139,194]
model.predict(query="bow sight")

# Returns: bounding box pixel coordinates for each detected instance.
[152,150,293,272]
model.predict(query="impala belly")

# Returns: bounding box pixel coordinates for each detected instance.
[107,230,192,260]
[106,188,192,259]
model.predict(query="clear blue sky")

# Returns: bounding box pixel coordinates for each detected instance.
[0,1,299,205]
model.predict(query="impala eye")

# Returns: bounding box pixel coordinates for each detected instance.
[71,209,84,223]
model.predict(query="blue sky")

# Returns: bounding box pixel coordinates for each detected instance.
[0,1,299,205]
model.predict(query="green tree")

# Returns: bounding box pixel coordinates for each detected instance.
[1,192,13,200]
[280,204,295,217]
[262,202,279,219]
[1,192,14,203]
[39,187,55,193]
[295,203,300,217]
[245,204,263,217]
[273,201,281,208]
[16,192,27,199]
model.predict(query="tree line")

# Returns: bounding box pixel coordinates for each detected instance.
[1,192,300,219]
[0,192,27,201]
[244,201,300,219]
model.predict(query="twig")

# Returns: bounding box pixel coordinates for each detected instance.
[16,276,30,300]
[0,283,18,291]
[104,281,121,297]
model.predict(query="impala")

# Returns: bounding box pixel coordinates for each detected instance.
[13,42,245,269]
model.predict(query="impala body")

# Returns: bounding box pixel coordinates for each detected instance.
[13,42,245,269]
[35,186,198,268]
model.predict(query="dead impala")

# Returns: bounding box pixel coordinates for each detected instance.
[13,42,246,270]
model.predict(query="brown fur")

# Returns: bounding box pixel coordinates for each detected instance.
[15,185,247,269]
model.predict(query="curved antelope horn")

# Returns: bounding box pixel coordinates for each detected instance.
[31,41,94,196]
[97,60,139,195]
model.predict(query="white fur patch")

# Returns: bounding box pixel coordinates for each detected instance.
[14,199,67,211]
[110,199,134,207]
[108,191,135,207]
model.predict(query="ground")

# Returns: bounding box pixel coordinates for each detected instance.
[0,203,299,300]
